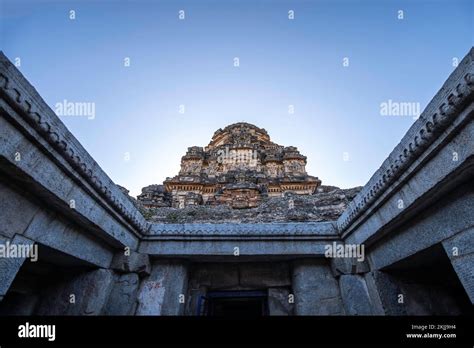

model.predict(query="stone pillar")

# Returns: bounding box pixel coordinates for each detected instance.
[103,273,140,315]
[363,271,386,315]
[329,256,381,315]
[136,259,189,315]
[442,228,474,304]
[291,259,344,315]
[104,250,150,315]
[339,274,374,315]
[367,270,407,315]
[0,235,35,301]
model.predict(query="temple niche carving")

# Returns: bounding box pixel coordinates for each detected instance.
[154,122,321,209]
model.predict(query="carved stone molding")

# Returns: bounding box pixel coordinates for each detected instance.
[147,222,337,238]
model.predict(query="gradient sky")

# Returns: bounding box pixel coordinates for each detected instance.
[1,0,472,197]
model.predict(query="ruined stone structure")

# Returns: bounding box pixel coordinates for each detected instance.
[0,49,473,317]
[161,123,321,209]
[145,186,362,224]
[137,185,171,209]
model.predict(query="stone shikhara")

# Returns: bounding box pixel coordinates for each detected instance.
[138,123,322,210]
[133,124,361,223]
[0,48,473,316]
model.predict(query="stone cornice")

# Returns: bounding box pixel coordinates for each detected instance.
[0,52,149,235]
[337,47,474,233]
[146,221,337,240]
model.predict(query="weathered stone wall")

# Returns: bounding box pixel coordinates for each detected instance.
[144,186,361,223]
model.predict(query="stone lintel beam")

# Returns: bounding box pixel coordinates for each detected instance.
[367,185,474,271]
[141,222,340,259]
[140,240,334,260]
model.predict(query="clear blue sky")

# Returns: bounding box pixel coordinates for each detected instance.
[1,0,472,196]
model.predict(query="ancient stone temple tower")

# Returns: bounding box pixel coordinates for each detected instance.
[162,122,321,208]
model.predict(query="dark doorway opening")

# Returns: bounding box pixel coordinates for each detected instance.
[201,290,268,317]
[383,243,473,315]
